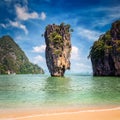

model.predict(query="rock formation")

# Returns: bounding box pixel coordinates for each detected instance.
[0,35,44,74]
[44,23,72,76]
[89,20,120,76]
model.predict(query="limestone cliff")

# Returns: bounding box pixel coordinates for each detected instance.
[89,20,120,76]
[0,35,44,74]
[44,23,72,76]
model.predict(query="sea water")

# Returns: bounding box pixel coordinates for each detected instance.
[0,74,120,109]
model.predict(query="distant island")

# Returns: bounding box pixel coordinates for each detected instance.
[44,23,72,76]
[0,35,44,74]
[89,20,120,76]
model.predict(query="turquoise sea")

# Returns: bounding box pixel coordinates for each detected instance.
[0,74,120,109]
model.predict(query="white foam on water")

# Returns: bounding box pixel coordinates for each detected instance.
[1,107,120,120]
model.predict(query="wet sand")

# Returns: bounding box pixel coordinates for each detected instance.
[0,106,120,120]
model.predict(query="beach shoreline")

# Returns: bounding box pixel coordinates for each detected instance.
[0,106,120,120]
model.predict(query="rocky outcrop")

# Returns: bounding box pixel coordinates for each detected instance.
[89,20,120,76]
[44,23,72,76]
[0,35,44,74]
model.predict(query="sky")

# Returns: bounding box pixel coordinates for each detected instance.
[0,0,120,74]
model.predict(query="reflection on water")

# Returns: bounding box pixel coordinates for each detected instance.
[43,77,71,105]
[45,77,70,93]
[0,75,120,109]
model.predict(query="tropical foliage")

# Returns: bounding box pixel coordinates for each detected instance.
[0,35,44,74]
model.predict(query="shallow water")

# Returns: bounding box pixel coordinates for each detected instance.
[0,74,120,109]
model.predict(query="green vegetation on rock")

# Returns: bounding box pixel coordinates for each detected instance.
[89,20,120,76]
[89,30,115,60]
[46,23,72,58]
[89,40,105,60]
[44,23,72,76]
[49,32,62,43]
[0,35,44,74]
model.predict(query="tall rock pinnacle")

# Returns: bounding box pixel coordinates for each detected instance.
[44,23,72,76]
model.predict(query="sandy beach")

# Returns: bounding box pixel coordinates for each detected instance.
[0,106,120,120]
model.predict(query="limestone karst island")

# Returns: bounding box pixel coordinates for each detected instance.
[0,0,120,120]
[1,21,120,76]
[44,23,72,77]
[0,35,44,74]
[89,20,120,76]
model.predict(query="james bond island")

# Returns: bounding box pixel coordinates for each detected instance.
[89,20,120,76]
[44,23,72,77]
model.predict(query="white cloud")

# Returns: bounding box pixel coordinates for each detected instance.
[95,6,120,13]
[33,55,45,64]
[33,45,46,53]
[15,5,38,20]
[69,45,92,73]
[15,5,46,21]
[71,46,80,61]
[15,36,22,40]
[75,63,91,70]
[93,14,120,27]
[0,20,28,34]
[77,27,101,41]
[40,12,46,20]
[71,61,92,73]
[9,20,28,34]
[0,23,7,28]
[71,58,92,73]
[91,6,120,27]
